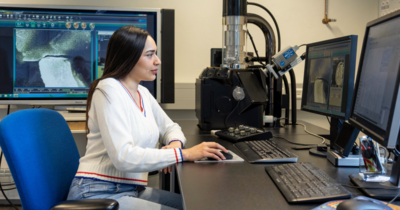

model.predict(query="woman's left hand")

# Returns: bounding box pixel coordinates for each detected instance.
[161,141,182,174]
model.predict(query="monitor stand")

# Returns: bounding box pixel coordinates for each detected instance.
[327,149,359,167]
[309,148,327,157]
[309,118,340,158]
[319,117,340,143]
[349,174,400,200]
[349,154,400,200]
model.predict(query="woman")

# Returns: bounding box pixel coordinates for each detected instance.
[67,26,227,210]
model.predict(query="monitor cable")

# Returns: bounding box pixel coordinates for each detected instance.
[394,148,400,156]
[326,116,331,125]
[0,105,18,210]
[387,191,400,206]
[295,123,326,145]
[298,44,307,48]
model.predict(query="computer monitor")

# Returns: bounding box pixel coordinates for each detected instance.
[0,5,175,105]
[348,10,400,195]
[349,13,400,150]
[301,35,357,141]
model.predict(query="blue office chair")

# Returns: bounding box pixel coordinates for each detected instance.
[0,109,118,210]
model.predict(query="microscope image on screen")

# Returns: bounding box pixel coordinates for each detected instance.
[307,58,331,105]
[329,58,345,107]
[14,29,92,88]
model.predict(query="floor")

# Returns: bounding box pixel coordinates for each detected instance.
[0,110,328,209]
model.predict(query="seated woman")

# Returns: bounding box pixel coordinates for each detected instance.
[67,25,227,210]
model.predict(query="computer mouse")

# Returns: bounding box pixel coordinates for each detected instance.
[207,151,233,161]
[337,199,387,210]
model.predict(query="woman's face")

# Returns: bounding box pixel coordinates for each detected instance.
[129,36,161,82]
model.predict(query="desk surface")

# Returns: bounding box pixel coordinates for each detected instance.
[175,120,400,210]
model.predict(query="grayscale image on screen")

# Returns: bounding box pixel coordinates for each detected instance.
[14,29,92,88]
[307,58,331,106]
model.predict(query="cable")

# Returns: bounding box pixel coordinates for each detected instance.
[296,123,326,145]
[380,146,389,160]
[224,100,241,129]
[248,2,281,51]
[338,119,343,131]
[273,135,318,146]
[7,105,10,115]
[395,148,400,156]
[246,30,266,68]
[388,191,400,205]
[326,116,331,125]
[298,44,307,48]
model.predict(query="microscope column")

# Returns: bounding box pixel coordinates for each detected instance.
[222,0,248,69]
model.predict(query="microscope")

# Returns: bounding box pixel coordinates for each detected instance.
[196,0,304,131]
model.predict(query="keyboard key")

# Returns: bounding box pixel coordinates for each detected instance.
[265,162,351,203]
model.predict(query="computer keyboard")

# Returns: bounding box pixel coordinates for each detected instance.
[234,140,298,163]
[265,162,351,203]
[215,125,273,143]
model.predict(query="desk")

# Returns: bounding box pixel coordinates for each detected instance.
[58,111,86,133]
[174,120,400,210]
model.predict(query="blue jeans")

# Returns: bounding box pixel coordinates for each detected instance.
[67,178,183,210]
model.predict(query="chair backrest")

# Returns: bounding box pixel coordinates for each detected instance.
[0,109,80,210]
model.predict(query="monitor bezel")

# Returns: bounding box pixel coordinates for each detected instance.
[349,10,400,148]
[301,35,357,120]
[0,4,162,105]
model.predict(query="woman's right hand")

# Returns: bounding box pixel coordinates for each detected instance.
[181,142,228,161]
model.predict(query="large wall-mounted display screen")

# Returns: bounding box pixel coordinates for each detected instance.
[0,6,159,104]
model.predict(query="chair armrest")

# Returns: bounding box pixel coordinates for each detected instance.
[50,199,119,210]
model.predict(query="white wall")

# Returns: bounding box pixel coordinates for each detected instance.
[0,0,378,83]
[0,1,381,200]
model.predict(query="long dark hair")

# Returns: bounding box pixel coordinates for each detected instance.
[86,25,149,134]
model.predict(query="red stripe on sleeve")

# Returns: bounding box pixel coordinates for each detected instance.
[174,148,179,163]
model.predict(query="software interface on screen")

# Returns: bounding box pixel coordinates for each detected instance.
[302,40,352,117]
[0,8,157,100]
[353,17,400,131]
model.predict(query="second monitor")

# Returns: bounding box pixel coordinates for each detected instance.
[301,35,358,141]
